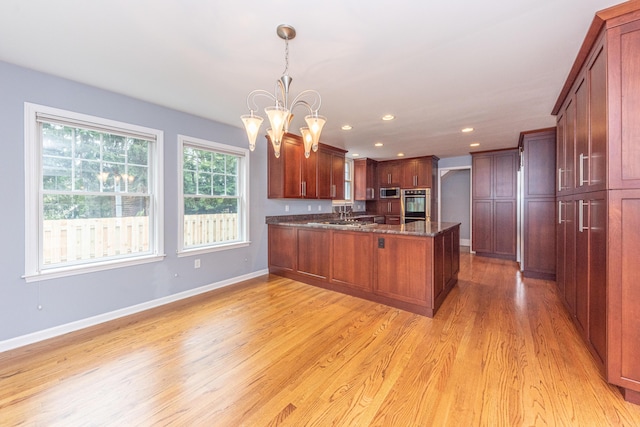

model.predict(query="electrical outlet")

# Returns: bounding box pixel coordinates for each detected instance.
[318,205,322,211]
[194,259,201,269]
[285,204,289,212]
[308,205,311,211]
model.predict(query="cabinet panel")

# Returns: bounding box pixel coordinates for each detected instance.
[378,161,401,186]
[472,200,493,253]
[472,156,492,199]
[332,152,345,200]
[316,149,332,199]
[523,131,556,198]
[375,234,431,306]
[493,151,518,199]
[268,225,296,271]
[297,228,329,279]
[563,99,577,192]
[493,200,516,257]
[589,196,607,365]
[619,25,640,186]
[354,159,377,201]
[575,76,589,189]
[331,231,373,291]
[588,44,607,190]
[523,199,556,276]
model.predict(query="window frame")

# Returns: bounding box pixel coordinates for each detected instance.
[177,134,250,256]
[344,158,354,203]
[24,102,165,282]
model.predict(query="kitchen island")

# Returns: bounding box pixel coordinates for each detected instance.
[267,217,460,317]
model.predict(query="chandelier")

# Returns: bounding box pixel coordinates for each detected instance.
[241,24,326,158]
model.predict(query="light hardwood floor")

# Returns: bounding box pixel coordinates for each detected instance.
[2,253,640,426]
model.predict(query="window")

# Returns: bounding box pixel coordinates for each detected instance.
[24,103,164,281]
[344,158,353,202]
[178,135,249,255]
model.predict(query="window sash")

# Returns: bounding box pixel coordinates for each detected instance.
[178,135,249,254]
[24,103,164,280]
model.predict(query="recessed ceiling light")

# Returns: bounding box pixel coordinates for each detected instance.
[374,142,384,147]
[341,125,353,131]
[397,152,405,157]
[352,153,360,157]
[382,114,395,121]
[470,143,480,147]
[462,127,474,133]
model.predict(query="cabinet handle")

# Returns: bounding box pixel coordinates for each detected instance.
[387,173,391,184]
[578,200,590,232]
[579,153,589,186]
[302,181,306,197]
[388,202,391,212]
[558,200,563,224]
[413,175,417,187]
[331,184,336,198]
[558,167,563,191]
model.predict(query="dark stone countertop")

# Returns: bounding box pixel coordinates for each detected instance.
[266,215,460,237]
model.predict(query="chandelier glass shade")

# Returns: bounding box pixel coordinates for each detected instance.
[241,24,326,158]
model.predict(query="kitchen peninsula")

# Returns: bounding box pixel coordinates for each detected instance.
[267,217,460,317]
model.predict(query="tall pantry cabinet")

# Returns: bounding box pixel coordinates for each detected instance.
[471,149,518,260]
[553,1,640,404]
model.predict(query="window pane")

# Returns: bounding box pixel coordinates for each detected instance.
[225,175,237,196]
[42,194,151,266]
[102,134,127,163]
[43,157,72,191]
[183,197,239,248]
[127,165,148,193]
[42,123,73,157]
[198,173,213,195]
[74,160,101,192]
[127,139,149,165]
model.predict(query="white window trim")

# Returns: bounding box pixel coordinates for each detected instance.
[23,102,165,282]
[177,134,250,256]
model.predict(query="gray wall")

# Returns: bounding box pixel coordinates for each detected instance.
[0,60,306,342]
[441,169,471,241]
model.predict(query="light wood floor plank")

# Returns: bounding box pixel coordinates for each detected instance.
[2,254,640,426]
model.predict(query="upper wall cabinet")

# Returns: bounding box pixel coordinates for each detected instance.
[354,158,378,200]
[400,156,439,189]
[268,133,347,199]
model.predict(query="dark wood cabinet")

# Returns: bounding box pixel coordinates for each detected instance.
[378,161,401,186]
[520,128,557,279]
[317,146,346,200]
[330,231,374,291]
[400,156,438,189]
[379,199,401,217]
[354,158,377,200]
[471,149,518,259]
[296,228,330,280]
[375,234,430,306]
[552,3,640,404]
[268,133,346,199]
[268,223,460,317]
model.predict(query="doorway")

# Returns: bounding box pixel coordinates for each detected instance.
[438,167,471,248]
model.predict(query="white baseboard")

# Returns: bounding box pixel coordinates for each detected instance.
[461,238,470,246]
[0,269,269,353]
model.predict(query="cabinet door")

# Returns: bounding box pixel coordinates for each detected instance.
[379,199,401,215]
[332,153,345,200]
[588,195,607,365]
[523,199,556,276]
[379,161,401,186]
[268,225,296,271]
[563,98,577,192]
[556,113,566,195]
[557,199,577,314]
[331,231,373,291]
[472,155,493,199]
[493,200,516,257]
[472,200,493,253]
[297,228,329,279]
[493,151,518,199]
[415,157,435,188]
[400,160,415,188]
[354,159,368,200]
[302,149,318,199]
[609,21,640,189]
[608,189,640,391]
[316,149,332,199]
[375,234,431,306]
[523,130,556,198]
[587,42,607,190]
[283,137,304,198]
[575,75,589,189]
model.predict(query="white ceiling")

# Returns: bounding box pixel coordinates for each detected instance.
[0,0,622,160]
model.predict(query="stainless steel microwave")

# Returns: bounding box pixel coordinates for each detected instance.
[380,187,401,198]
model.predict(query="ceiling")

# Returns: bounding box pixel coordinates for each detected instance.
[0,0,622,160]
